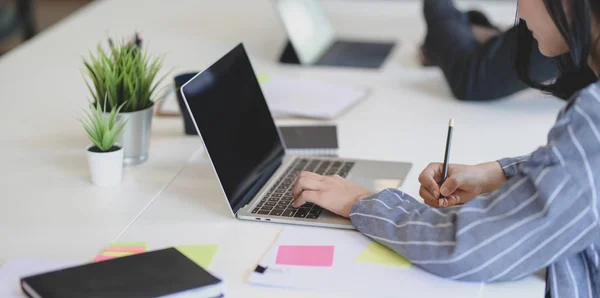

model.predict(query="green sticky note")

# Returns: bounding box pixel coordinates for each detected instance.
[356,242,411,267]
[109,242,147,248]
[101,251,135,257]
[175,244,218,268]
[257,74,271,84]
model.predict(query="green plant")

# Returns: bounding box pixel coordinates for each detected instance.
[80,99,128,152]
[83,38,168,113]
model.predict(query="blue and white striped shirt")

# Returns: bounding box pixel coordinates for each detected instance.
[350,82,600,297]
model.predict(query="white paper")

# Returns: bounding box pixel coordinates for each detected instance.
[248,226,483,298]
[262,77,368,119]
[0,259,80,297]
[163,75,367,119]
[159,91,182,115]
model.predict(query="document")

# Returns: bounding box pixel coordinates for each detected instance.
[261,76,368,119]
[248,226,482,298]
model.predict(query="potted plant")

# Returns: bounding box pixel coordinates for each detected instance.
[80,99,128,186]
[83,34,168,166]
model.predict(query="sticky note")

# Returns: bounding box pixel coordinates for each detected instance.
[175,244,218,268]
[104,246,146,253]
[100,251,136,257]
[276,245,335,267]
[257,74,271,84]
[106,242,147,253]
[108,242,147,248]
[94,254,118,262]
[356,242,411,267]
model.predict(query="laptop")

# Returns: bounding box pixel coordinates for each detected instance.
[180,44,411,229]
[273,0,396,69]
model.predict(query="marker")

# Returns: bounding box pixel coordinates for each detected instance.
[440,118,454,207]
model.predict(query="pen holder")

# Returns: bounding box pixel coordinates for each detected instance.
[174,72,199,135]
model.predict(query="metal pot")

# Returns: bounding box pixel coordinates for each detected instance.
[115,104,154,166]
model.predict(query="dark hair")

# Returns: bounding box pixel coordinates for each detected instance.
[515,0,599,100]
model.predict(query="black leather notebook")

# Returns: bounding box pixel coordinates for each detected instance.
[279,125,338,156]
[20,248,223,298]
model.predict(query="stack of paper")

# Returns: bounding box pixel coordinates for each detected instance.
[248,226,482,297]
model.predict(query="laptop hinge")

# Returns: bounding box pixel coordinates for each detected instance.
[231,156,284,214]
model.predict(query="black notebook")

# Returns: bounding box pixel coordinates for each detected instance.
[279,125,338,156]
[20,248,224,298]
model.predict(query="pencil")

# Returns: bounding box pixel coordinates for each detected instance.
[439,118,454,207]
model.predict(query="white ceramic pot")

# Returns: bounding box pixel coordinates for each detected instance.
[86,145,124,186]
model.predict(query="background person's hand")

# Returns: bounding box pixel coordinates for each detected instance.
[292,171,374,218]
[418,162,506,208]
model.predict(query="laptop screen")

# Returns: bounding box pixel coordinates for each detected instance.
[275,0,336,64]
[180,44,285,214]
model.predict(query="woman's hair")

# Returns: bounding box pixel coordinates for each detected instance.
[515,0,599,100]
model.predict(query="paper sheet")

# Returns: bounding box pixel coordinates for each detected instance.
[262,77,368,119]
[157,91,181,115]
[248,226,482,298]
[0,259,79,298]
[158,74,368,120]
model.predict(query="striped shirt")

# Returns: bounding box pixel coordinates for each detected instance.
[350,82,600,297]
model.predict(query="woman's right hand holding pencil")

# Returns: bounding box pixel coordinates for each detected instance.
[418,162,507,208]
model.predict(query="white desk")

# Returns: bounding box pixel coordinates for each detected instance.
[0,0,558,297]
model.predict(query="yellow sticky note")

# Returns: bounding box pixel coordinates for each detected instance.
[356,242,411,267]
[101,251,135,257]
[175,244,218,268]
[257,74,271,84]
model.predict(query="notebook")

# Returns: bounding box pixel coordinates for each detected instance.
[279,125,338,156]
[20,248,224,298]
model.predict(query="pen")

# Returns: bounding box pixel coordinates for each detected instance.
[439,118,454,207]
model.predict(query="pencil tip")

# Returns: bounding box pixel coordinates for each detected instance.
[449,118,454,127]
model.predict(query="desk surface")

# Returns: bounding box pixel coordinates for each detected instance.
[0,0,558,297]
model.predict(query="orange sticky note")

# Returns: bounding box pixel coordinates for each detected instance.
[101,251,136,257]
[104,246,146,254]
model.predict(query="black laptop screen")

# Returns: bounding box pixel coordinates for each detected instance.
[181,44,285,213]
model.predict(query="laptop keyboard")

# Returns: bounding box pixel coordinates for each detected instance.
[251,159,355,219]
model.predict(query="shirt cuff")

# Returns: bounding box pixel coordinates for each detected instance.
[497,155,529,179]
[350,188,421,227]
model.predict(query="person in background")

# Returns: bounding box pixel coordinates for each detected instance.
[421,0,585,101]
[292,0,600,296]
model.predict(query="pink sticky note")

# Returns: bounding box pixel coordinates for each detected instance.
[104,246,146,254]
[93,254,118,262]
[275,245,335,267]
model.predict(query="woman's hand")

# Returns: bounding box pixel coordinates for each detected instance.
[292,171,374,218]
[418,162,506,208]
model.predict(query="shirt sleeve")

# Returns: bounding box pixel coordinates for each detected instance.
[497,155,530,178]
[350,92,600,282]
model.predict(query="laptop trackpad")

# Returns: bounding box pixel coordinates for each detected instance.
[346,161,405,192]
